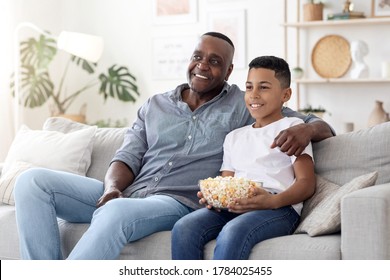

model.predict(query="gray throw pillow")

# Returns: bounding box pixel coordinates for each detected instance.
[295,171,378,237]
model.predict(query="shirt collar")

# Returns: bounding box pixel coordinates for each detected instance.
[170,82,230,102]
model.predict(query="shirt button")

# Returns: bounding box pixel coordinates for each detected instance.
[188,135,192,140]
[168,162,173,166]
[192,116,197,120]
[154,177,159,182]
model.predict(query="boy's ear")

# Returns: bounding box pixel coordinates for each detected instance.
[282,88,292,102]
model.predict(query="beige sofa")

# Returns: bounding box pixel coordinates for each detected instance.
[1,117,390,260]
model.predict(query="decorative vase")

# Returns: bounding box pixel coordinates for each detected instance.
[303,3,323,21]
[368,100,389,127]
[55,103,87,123]
[292,67,304,79]
[56,114,86,123]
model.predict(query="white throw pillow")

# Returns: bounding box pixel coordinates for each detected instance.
[294,171,378,237]
[43,117,127,181]
[0,125,96,205]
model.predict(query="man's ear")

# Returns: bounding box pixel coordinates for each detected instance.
[224,64,234,81]
[282,88,292,102]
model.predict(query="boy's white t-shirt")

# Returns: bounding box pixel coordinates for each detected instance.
[220,117,314,215]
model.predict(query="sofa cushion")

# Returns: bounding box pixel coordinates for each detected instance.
[246,234,341,260]
[0,125,96,204]
[57,217,342,260]
[57,220,172,260]
[43,117,127,181]
[313,122,390,186]
[295,171,378,236]
[0,203,20,260]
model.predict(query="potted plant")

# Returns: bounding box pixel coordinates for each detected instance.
[303,1,324,21]
[10,33,140,122]
[90,118,129,128]
[298,105,328,118]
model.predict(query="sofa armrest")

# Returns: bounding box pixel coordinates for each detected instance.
[341,183,390,259]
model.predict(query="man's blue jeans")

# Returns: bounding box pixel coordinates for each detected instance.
[171,205,300,260]
[14,168,192,259]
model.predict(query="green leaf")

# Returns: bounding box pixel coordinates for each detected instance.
[98,64,140,102]
[71,56,97,74]
[20,65,54,108]
[11,31,141,114]
[20,35,57,69]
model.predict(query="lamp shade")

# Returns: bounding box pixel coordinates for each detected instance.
[57,31,104,63]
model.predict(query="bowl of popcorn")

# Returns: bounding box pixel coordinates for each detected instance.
[199,176,263,209]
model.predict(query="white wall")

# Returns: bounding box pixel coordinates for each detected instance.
[0,0,285,161]
[0,0,64,161]
[0,0,16,162]
[1,0,389,161]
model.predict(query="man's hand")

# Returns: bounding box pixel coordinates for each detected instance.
[97,161,134,208]
[197,191,221,211]
[96,187,124,208]
[270,123,312,156]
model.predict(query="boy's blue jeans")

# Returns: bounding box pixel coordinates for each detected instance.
[14,168,192,259]
[171,205,300,260]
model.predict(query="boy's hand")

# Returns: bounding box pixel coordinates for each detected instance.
[227,187,273,213]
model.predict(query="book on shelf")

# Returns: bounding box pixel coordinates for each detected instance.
[327,11,365,20]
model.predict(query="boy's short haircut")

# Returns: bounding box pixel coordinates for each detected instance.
[248,56,291,89]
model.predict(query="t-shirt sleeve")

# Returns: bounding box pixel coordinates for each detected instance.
[288,118,314,164]
[220,132,235,172]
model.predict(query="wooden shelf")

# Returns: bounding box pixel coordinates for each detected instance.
[282,17,390,28]
[293,78,390,84]
[282,0,390,110]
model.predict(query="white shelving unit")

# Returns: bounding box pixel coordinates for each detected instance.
[283,0,390,110]
[283,16,390,28]
[294,78,390,84]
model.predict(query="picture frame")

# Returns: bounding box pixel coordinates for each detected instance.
[152,35,198,79]
[152,0,198,25]
[372,0,390,17]
[207,9,247,69]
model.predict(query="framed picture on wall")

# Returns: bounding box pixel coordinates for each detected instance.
[372,0,390,17]
[152,35,198,79]
[207,9,247,69]
[152,0,198,24]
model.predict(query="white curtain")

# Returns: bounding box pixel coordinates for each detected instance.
[0,0,16,161]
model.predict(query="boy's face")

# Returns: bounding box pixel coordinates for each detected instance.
[245,68,291,127]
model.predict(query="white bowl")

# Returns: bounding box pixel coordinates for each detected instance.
[199,176,262,209]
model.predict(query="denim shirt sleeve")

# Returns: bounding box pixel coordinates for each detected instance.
[110,99,149,176]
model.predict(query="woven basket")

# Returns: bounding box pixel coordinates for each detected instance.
[311,35,352,78]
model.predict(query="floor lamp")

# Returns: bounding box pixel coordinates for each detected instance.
[13,22,104,135]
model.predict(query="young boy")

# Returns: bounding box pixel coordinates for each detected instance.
[171,56,316,260]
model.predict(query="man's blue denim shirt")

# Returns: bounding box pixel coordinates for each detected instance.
[111,82,322,210]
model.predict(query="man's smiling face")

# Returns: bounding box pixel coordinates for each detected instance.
[187,35,234,96]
